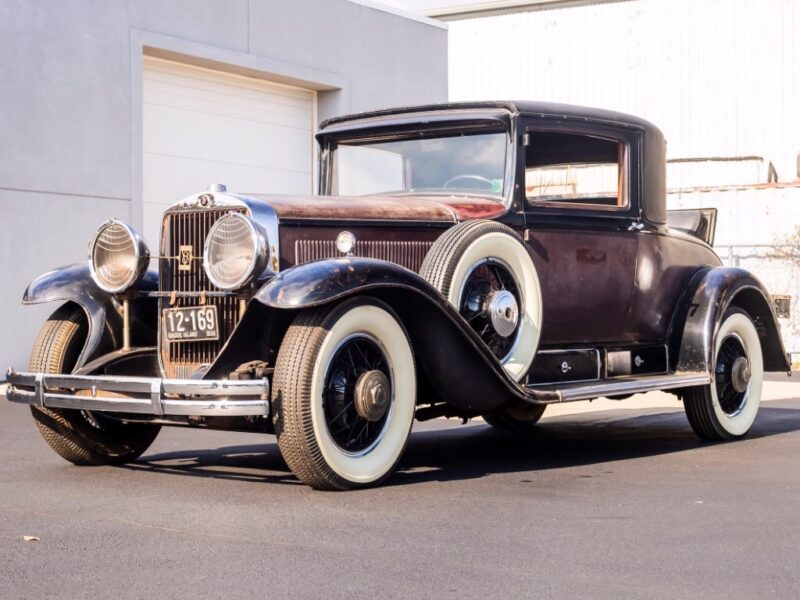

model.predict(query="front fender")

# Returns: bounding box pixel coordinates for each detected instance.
[255,257,440,309]
[23,263,158,368]
[675,267,791,374]
[241,258,552,412]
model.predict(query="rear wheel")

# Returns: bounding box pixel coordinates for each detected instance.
[28,304,160,465]
[272,297,416,490]
[683,307,764,440]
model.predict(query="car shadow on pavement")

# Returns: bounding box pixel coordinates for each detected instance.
[123,406,800,487]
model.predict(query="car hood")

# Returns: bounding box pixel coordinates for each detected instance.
[244,194,508,223]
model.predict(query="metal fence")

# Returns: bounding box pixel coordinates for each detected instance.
[715,244,800,364]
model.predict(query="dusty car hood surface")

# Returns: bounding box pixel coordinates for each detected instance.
[246,194,507,223]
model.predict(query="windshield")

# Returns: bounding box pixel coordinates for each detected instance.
[330,130,509,200]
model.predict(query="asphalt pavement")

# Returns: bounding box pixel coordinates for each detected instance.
[1,381,800,599]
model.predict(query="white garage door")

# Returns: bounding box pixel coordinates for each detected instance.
[142,56,316,246]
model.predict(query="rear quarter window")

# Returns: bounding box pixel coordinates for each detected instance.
[525,131,626,210]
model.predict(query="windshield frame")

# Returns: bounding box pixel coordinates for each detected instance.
[318,116,516,207]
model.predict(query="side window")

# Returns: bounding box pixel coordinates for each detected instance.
[525,131,626,209]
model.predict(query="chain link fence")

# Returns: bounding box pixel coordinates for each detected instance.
[715,244,800,367]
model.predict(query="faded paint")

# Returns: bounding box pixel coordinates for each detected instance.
[247,193,507,222]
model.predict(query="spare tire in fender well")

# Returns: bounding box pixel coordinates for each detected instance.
[232,257,531,413]
[369,287,520,412]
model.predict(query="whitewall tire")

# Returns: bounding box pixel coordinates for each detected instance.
[683,308,764,440]
[420,220,542,381]
[272,297,415,490]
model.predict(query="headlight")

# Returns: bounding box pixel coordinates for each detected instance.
[203,213,269,290]
[88,220,149,293]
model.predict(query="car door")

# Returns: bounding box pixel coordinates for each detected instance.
[520,121,643,347]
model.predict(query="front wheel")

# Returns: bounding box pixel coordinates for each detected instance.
[272,297,416,490]
[683,308,764,440]
[29,304,161,465]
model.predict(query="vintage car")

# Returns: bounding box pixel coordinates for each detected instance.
[4,101,791,490]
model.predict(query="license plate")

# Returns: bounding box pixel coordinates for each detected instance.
[163,306,219,342]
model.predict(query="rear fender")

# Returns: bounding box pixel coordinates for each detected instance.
[213,258,539,412]
[674,267,791,374]
[23,263,158,368]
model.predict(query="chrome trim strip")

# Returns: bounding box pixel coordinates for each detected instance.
[232,195,281,274]
[529,372,711,403]
[5,369,270,417]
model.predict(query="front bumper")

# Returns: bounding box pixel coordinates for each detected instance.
[3,368,270,417]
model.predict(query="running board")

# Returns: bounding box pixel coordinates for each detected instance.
[526,372,711,403]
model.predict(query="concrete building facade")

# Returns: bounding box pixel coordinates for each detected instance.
[0,0,447,370]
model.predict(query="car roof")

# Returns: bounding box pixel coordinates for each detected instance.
[319,100,662,137]
[319,101,667,225]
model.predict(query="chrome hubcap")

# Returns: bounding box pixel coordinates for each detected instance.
[459,258,523,361]
[715,334,750,415]
[323,334,392,453]
[487,290,519,338]
[731,356,752,394]
[354,370,391,422]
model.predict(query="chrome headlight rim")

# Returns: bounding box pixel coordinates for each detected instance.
[88,219,150,294]
[202,212,269,291]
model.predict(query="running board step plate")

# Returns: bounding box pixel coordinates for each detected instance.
[528,372,711,403]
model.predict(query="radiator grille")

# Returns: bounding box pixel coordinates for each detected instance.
[159,208,246,378]
[295,240,433,272]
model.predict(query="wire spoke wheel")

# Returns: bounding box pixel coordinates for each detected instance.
[459,258,522,361]
[714,335,749,415]
[323,334,392,455]
[683,308,764,441]
[272,297,416,490]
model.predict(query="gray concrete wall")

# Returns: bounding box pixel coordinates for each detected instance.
[0,0,447,372]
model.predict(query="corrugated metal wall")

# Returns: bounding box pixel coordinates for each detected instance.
[670,185,800,353]
[449,0,800,355]
[449,0,800,181]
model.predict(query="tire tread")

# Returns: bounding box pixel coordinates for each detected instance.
[682,307,759,441]
[272,297,413,490]
[28,305,159,466]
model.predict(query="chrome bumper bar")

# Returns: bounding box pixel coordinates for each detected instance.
[3,368,270,417]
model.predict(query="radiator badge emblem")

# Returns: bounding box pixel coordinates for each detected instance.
[178,245,193,271]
